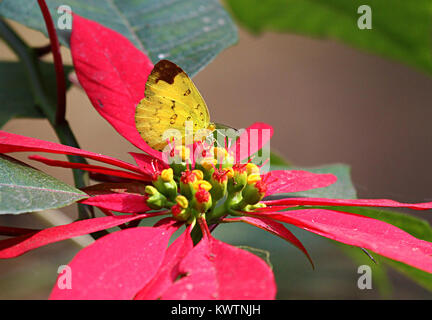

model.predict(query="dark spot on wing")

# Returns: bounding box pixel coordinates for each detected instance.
[170,113,178,124]
[153,60,183,85]
[171,100,176,110]
[184,89,191,96]
[97,99,104,108]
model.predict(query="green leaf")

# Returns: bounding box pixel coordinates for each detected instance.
[322,206,432,291]
[384,259,432,292]
[236,245,273,269]
[226,0,432,75]
[0,154,88,214]
[0,0,238,77]
[271,163,357,199]
[0,61,73,128]
[270,150,291,167]
[337,243,393,297]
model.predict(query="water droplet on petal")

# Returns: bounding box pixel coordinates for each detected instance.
[158,53,168,59]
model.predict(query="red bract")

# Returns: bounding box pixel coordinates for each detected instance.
[71,14,161,160]
[50,219,182,300]
[153,219,276,300]
[49,219,276,300]
[1,13,432,301]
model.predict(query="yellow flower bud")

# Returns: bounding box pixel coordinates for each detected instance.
[247,173,261,185]
[212,147,228,160]
[192,169,204,181]
[200,157,217,171]
[246,163,260,175]
[145,185,158,196]
[192,180,212,191]
[161,168,174,182]
[225,167,234,179]
[175,195,189,209]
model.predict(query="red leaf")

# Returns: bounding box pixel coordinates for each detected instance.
[0,226,40,237]
[160,235,276,299]
[29,155,150,181]
[223,216,314,268]
[0,130,140,173]
[80,182,151,213]
[262,170,337,196]
[50,222,180,300]
[81,194,150,213]
[129,152,168,174]
[134,224,194,299]
[262,209,432,273]
[71,14,161,160]
[264,197,432,210]
[0,214,157,258]
[228,122,273,163]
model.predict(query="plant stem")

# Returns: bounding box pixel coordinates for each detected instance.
[37,0,67,125]
[34,43,52,57]
[0,18,91,221]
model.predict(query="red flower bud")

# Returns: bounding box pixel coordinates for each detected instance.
[195,187,210,204]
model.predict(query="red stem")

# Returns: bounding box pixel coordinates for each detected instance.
[34,43,52,57]
[208,214,227,233]
[198,217,211,238]
[37,0,66,125]
[0,226,40,237]
[89,172,137,183]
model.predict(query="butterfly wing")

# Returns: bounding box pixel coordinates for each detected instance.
[135,60,211,151]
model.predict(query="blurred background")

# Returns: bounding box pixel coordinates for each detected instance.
[1,14,432,299]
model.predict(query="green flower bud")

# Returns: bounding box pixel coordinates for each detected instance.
[145,185,168,210]
[192,187,212,213]
[152,168,178,200]
[209,168,229,202]
[242,175,267,205]
[227,164,248,193]
[179,170,198,199]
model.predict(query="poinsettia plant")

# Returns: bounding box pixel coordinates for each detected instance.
[0,1,432,300]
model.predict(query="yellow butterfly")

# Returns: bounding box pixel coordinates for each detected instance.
[135,60,215,151]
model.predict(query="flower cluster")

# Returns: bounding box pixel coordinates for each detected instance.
[147,143,277,226]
